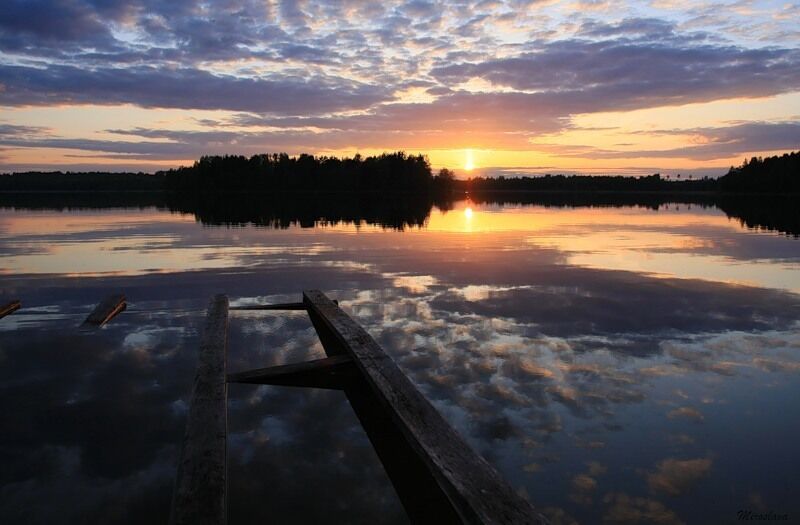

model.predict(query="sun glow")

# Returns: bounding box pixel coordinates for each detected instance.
[464,149,475,171]
[464,207,473,219]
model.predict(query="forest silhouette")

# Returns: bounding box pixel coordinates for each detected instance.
[0,151,797,234]
[1,150,797,194]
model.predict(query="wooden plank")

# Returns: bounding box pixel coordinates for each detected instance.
[230,302,306,311]
[81,294,126,327]
[227,355,356,389]
[170,295,229,525]
[0,300,21,320]
[303,290,548,525]
[344,376,463,523]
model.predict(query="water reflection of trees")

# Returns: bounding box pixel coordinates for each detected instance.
[465,192,800,238]
[0,191,796,236]
[166,192,452,230]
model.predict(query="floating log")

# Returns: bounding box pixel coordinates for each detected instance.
[0,300,21,320]
[230,302,306,311]
[302,290,546,524]
[227,354,356,390]
[170,295,229,525]
[81,294,126,327]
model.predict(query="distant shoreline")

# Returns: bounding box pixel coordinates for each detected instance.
[1,189,797,196]
[1,150,797,195]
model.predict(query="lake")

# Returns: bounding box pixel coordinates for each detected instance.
[1,195,799,524]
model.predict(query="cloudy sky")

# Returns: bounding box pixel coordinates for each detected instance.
[1,0,799,175]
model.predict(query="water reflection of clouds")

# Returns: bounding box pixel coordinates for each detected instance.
[343,281,800,523]
[0,311,405,523]
[1,204,799,523]
[531,221,800,292]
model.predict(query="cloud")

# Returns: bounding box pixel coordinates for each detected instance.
[570,472,599,505]
[602,492,683,524]
[550,121,800,161]
[1,1,799,166]
[431,38,800,113]
[647,457,712,496]
[0,0,114,43]
[666,407,704,422]
[0,64,389,115]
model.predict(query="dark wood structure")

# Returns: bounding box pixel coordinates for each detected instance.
[170,295,229,525]
[81,294,127,327]
[0,300,21,320]
[171,290,548,524]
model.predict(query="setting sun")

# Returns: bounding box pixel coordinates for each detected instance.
[464,149,475,171]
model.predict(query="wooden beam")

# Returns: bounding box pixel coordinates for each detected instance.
[81,294,126,327]
[227,354,356,389]
[303,290,547,525]
[0,300,21,320]
[230,302,306,311]
[344,376,463,523]
[170,295,229,525]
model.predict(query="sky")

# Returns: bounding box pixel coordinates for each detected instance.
[0,0,799,176]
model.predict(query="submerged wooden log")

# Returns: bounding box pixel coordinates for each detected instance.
[0,300,21,320]
[170,295,229,525]
[81,294,126,327]
[227,354,356,389]
[303,290,547,525]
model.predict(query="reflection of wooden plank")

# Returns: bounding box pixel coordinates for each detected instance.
[170,295,229,525]
[81,294,126,327]
[0,300,21,320]
[227,355,355,390]
[303,290,547,525]
[230,302,305,311]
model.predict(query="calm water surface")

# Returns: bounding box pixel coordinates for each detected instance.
[1,200,799,524]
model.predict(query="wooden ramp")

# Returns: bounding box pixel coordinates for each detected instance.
[173,291,548,524]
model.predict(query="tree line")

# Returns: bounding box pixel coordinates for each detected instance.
[458,151,798,193]
[162,152,454,193]
[0,150,796,194]
[0,171,164,191]
[457,173,717,193]
[718,151,800,192]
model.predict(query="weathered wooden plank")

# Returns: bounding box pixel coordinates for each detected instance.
[344,376,463,523]
[0,300,21,320]
[303,290,547,525]
[81,294,126,327]
[227,355,356,390]
[170,295,229,525]
[230,302,306,311]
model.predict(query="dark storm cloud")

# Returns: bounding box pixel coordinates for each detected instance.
[0,64,389,114]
